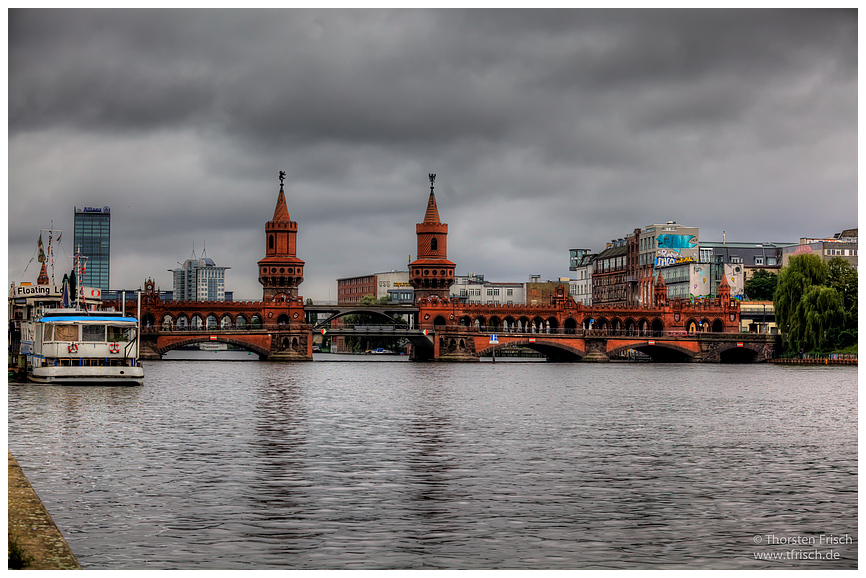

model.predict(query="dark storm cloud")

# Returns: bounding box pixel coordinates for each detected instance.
[8,9,857,300]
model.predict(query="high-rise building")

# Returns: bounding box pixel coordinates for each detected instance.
[169,250,230,302]
[73,206,111,291]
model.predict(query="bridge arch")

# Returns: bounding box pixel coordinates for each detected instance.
[718,343,762,363]
[177,314,189,329]
[607,340,696,363]
[564,317,578,334]
[313,309,407,330]
[712,318,725,332]
[206,314,218,329]
[478,338,584,362]
[220,314,233,328]
[651,318,664,336]
[157,334,270,359]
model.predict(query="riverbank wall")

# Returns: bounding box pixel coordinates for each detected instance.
[769,357,857,366]
[8,451,80,569]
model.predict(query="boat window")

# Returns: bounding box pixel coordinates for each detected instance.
[44,324,54,341]
[107,326,134,342]
[54,324,79,342]
[82,324,106,342]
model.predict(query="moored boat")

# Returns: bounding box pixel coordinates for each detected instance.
[19,308,144,385]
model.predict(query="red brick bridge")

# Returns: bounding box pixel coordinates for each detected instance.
[115,173,775,363]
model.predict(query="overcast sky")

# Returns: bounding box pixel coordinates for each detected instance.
[8,9,857,301]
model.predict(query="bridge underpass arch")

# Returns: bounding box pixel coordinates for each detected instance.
[718,345,761,363]
[478,339,583,362]
[313,309,407,330]
[607,342,695,363]
[158,335,269,359]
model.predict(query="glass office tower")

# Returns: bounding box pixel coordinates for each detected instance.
[73,206,111,291]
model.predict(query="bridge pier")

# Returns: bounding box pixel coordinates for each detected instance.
[582,338,610,362]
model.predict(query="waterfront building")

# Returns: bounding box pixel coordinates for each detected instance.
[169,250,230,302]
[637,222,700,307]
[336,270,411,304]
[592,238,629,306]
[568,249,595,306]
[658,261,745,302]
[73,206,111,291]
[780,230,858,269]
[337,274,377,305]
[450,272,524,305]
[697,241,795,281]
[376,270,411,300]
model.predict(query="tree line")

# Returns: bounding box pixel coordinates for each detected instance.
[749,255,857,355]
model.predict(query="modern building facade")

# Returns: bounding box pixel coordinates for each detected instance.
[450,273,525,305]
[376,271,411,300]
[637,222,699,306]
[781,230,858,269]
[658,261,745,301]
[169,251,229,302]
[73,206,111,291]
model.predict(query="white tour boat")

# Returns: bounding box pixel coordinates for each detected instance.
[19,308,144,385]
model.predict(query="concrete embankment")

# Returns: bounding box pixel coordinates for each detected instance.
[769,357,857,366]
[8,451,81,570]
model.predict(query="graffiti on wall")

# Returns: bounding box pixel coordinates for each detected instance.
[655,249,696,267]
[656,234,697,250]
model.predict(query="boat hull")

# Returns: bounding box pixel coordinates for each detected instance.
[28,365,144,386]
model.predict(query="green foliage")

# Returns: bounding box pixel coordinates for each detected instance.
[827,257,858,314]
[774,254,857,354]
[744,269,777,301]
[8,536,33,569]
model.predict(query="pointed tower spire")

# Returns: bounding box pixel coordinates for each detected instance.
[409,173,456,301]
[272,171,290,222]
[423,174,442,224]
[717,273,731,302]
[258,170,304,300]
[654,271,667,306]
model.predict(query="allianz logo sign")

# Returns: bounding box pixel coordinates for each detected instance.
[75,206,110,213]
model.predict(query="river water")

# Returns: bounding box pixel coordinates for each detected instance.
[7,353,858,569]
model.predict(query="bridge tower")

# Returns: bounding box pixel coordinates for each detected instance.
[258,173,305,300]
[409,174,456,301]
